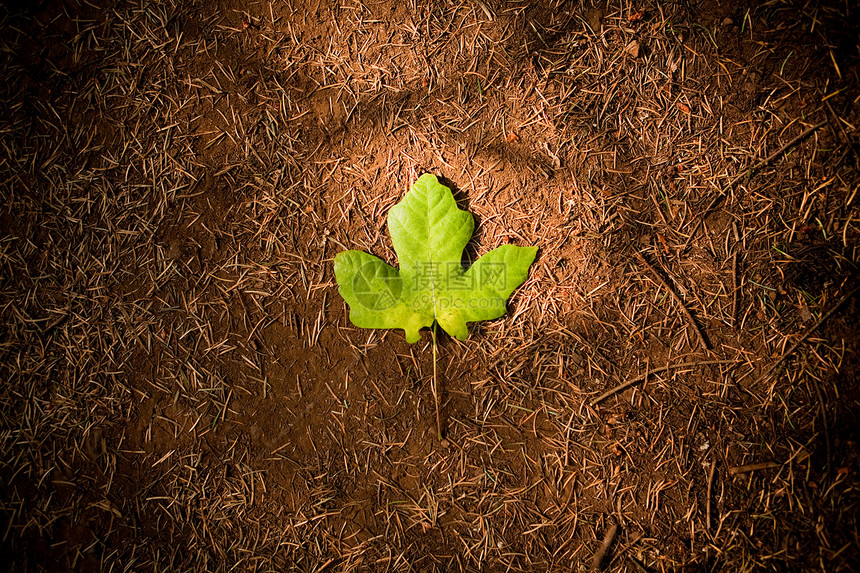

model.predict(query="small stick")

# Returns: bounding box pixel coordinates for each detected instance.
[729,461,779,475]
[741,121,827,186]
[636,253,711,350]
[591,360,741,405]
[825,101,860,164]
[591,522,618,571]
[684,121,826,250]
[731,250,738,327]
[706,459,717,532]
[754,284,860,387]
[811,378,833,474]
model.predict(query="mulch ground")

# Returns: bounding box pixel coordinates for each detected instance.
[1,0,859,571]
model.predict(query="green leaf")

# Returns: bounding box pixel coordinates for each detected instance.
[334,174,537,343]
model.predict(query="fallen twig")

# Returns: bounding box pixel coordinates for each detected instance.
[706,459,717,532]
[591,522,619,571]
[811,377,832,474]
[741,121,827,186]
[591,360,741,405]
[729,461,779,475]
[636,252,711,350]
[684,120,827,251]
[731,250,739,327]
[754,284,860,387]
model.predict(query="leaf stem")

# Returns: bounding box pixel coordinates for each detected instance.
[431,322,443,441]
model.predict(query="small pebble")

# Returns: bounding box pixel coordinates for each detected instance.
[585,8,604,31]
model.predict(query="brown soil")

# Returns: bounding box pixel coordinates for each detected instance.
[1,0,859,571]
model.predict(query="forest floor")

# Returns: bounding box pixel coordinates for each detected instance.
[1,0,859,571]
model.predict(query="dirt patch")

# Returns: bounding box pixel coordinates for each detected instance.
[1,0,859,571]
